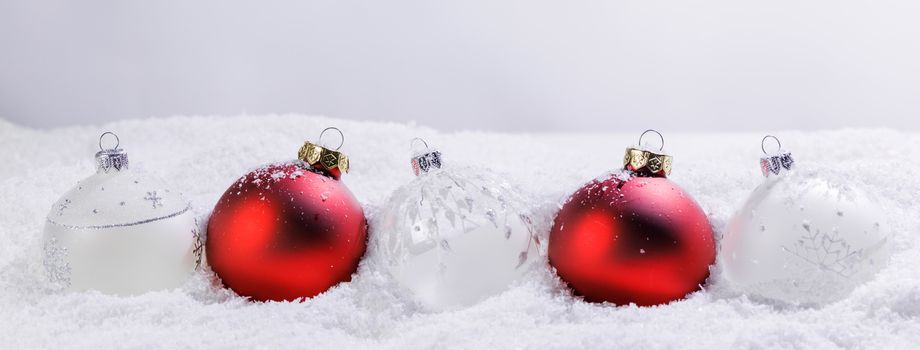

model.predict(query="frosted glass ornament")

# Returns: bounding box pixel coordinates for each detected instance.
[43,132,201,295]
[721,136,890,305]
[371,140,541,310]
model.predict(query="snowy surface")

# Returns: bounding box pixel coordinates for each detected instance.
[1,115,919,349]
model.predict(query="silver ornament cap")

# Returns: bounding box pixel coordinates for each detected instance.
[410,137,443,176]
[759,135,794,177]
[95,132,129,172]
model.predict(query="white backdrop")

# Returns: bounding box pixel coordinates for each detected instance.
[1,0,919,131]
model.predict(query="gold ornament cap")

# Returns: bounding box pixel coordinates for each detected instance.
[623,129,672,177]
[298,127,350,179]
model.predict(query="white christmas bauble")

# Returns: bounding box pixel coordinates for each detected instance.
[722,152,890,305]
[372,151,540,310]
[43,137,201,295]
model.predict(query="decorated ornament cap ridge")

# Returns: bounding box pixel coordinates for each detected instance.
[759,135,795,178]
[623,129,672,177]
[298,127,350,178]
[95,131,129,173]
[410,137,443,176]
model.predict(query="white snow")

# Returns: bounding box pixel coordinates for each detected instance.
[1,115,919,349]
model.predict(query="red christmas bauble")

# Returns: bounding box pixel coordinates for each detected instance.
[207,162,367,301]
[548,174,715,306]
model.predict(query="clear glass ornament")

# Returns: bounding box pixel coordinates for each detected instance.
[371,140,541,310]
[43,132,201,295]
[721,136,891,305]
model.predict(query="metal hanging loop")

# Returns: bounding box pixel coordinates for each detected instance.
[638,129,664,151]
[99,131,120,151]
[318,127,345,150]
[761,135,782,154]
[410,137,430,150]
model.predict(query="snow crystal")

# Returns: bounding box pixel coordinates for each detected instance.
[0,116,918,348]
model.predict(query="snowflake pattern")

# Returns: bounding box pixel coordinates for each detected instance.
[782,222,865,278]
[144,191,163,208]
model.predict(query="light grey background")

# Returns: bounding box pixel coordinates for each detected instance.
[1,0,919,132]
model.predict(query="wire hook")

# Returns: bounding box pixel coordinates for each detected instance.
[318,127,345,150]
[99,131,120,151]
[638,129,664,151]
[761,135,782,154]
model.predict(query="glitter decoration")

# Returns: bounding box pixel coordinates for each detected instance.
[43,236,71,289]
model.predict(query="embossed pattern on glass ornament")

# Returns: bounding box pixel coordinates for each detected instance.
[372,165,542,310]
